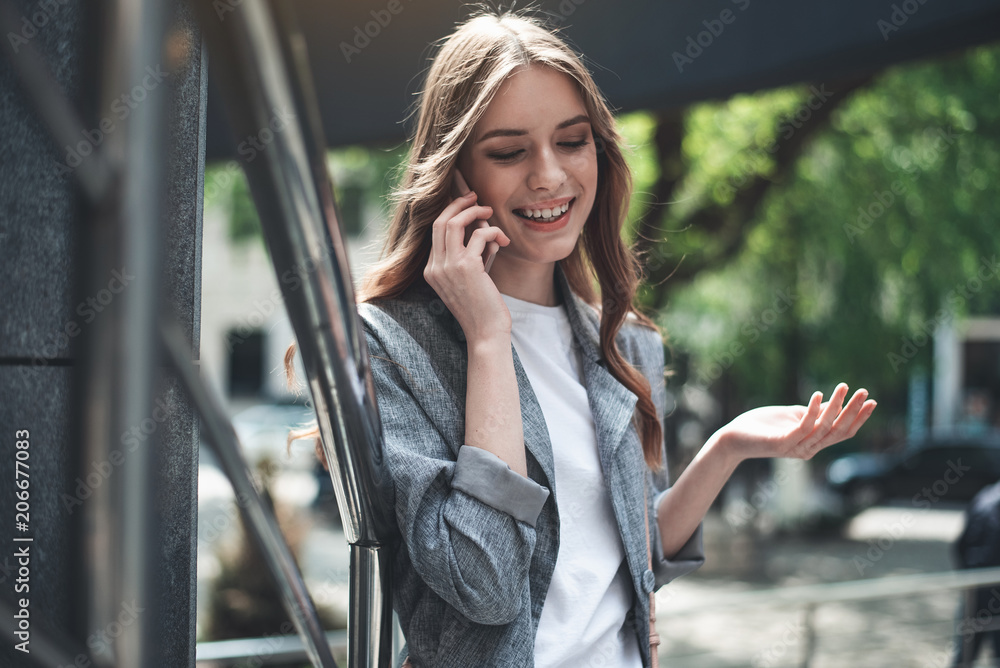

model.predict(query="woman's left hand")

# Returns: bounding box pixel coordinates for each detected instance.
[718,383,877,463]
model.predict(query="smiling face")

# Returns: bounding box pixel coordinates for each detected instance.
[456,64,599,274]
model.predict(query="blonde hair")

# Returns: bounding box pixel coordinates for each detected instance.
[288,7,665,470]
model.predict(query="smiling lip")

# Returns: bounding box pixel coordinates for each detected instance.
[514,195,574,212]
[515,197,575,232]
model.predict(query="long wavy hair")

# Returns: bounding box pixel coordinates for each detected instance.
[287,7,665,470]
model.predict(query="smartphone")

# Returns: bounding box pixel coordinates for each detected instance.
[454,170,499,274]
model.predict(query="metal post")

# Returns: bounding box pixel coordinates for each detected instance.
[800,604,816,668]
[77,1,170,665]
[350,545,393,666]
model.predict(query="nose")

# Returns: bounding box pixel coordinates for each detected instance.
[527,146,566,191]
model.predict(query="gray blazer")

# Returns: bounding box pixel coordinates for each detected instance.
[357,261,704,668]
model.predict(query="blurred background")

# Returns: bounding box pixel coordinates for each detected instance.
[193,4,1000,667]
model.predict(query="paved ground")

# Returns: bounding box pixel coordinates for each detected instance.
[656,505,992,668]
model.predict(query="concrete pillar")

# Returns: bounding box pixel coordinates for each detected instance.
[0,1,205,664]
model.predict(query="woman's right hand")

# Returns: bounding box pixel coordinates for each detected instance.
[423,189,511,345]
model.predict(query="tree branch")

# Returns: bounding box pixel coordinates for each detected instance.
[641,76,874,312]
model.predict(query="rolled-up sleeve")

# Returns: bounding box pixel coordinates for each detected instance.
[364,321,549,625]
[651,487,705,588]
[452,445,549,526]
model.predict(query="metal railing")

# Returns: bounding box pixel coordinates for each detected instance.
[0,0,394,665]
[188,0,396,664]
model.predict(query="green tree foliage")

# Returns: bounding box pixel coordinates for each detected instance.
[626,43,1000,439]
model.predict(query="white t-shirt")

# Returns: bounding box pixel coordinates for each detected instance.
[500,293,642,668]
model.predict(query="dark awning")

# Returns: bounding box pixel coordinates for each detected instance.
[205,0,1000,161]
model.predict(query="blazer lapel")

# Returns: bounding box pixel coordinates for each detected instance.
[510,348,558,492]
[555,263,650,594]
[554,263,639,478]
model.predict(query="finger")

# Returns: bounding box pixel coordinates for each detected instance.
[466,225,510,261]
[793,392,823,440]
[806,389,870,454]
[445,204,494,257]
[826,388,869,437]
[473,219,503,273]
[819,383,849,427]
[432,192,477,266]
[436,191,477,227]
[473,219,507,248]
[805,384,848,442]
[475,218,506,246]
[842,399,878,439]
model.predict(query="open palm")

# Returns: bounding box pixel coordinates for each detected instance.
[723,383,877,461]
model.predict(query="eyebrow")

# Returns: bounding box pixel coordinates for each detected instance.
[474,114,591,144]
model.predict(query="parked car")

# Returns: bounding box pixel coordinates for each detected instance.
[826,433,1000,513]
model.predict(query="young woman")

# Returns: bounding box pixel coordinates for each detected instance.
[290,8,876,667]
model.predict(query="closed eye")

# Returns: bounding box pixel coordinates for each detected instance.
[487,149,524,162]
[488,140,589,162]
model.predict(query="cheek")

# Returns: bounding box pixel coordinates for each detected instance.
[569,150,598,189]
[472,168,518,211]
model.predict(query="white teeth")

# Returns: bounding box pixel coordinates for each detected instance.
[516,200,572,221]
